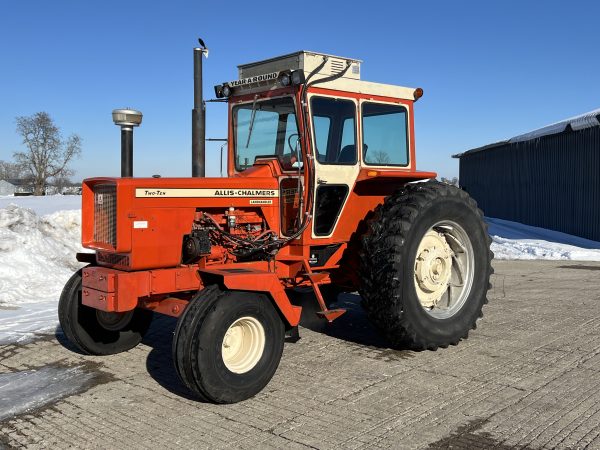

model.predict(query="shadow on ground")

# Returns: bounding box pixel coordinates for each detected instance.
[288,289,395,349]
[54,317,200,402]
[140,291,407,399]
[54,327,86,355]
[142,315,201,401]
[53,291,409,401]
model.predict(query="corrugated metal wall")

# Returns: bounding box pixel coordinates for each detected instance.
[458,126,600,241]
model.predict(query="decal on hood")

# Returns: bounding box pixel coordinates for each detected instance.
[136,188,278,198]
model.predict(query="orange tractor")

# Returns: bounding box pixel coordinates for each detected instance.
[59,42,492,403]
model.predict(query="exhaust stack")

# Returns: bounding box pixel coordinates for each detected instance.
[192,39,209,177]
[112,108,143,177]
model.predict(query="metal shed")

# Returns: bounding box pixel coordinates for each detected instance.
[454,108,600,241]
[0,179,34,196]
[0,179,16,196]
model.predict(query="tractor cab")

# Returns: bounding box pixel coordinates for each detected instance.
[215,51,428,244]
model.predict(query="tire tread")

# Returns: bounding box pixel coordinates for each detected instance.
[359,180,493,350]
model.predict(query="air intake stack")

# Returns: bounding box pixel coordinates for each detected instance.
[112,108,143,177]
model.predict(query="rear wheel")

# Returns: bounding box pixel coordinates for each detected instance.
[58,268,153,355]
[173,286,285,404]
[359,180,493,350]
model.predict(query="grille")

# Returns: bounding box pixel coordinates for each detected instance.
[97,251,129,267]
[329,59,346,74]
[93,184,117,247]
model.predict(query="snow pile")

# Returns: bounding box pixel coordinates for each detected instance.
[0,203,85,344]
[0,194,81,215]
[487,217,600,261]
[0,205,84,306]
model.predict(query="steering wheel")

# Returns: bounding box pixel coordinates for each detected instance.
[287,133,300,154]
[278,134,301,170]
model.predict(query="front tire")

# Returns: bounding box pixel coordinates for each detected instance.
[173,286,285,404]
[58,268,154,355]
[359,180,493,350]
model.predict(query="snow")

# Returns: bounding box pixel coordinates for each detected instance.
[0,194,80,215]
[509,107,600,143]
[0,197,85,344]
[0,367,96,421]
[487,217,600,261]
[0,304,63,345]
[454,108,600,157]
[1,196,600,346]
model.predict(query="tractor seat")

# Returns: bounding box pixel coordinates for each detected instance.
[337,145,356,163]
[337,144,368,163]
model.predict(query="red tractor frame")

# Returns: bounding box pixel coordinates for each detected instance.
[59,46,492,403]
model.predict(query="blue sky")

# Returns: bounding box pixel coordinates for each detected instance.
[1,0,599,180]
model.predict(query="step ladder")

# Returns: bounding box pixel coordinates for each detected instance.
[302,262,346,322]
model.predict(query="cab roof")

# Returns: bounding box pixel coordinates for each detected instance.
[225,51,419,101]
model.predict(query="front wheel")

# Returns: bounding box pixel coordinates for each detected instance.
[173,286,285,404]
[359,180,493,350]
[58,268,153,355]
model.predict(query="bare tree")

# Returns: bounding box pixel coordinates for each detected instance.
[440,177,459,187]
[14,112,81,195]
[371,150,391,164]
[51,175,74,193]
[0,160,26,180]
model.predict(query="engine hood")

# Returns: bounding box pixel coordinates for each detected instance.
[83,175,279,204]
[82,159,285,200]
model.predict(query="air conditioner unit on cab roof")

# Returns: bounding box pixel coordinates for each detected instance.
[237,51,362,81]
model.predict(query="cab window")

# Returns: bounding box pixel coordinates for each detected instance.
[233,96,299,171]
[311,97,356,164]
[362,103,409,166]
[313,116,330,160]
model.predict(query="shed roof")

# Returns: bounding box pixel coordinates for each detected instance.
[453,108,600,158]
[3,178,33,187]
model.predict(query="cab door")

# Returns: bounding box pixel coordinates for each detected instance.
[309,95,360,238]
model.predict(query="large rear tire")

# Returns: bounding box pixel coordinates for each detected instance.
[173,286,285,404]
[58,268,154,355]
[359,180,493,350]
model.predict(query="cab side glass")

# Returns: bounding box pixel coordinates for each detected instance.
[362,103,409,166]
[311,97,357,164]
[313,116,330,162]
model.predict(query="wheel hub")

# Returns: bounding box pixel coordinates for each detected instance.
[95,310,134,331]
[414,231,453,308]
[221,316,265,374]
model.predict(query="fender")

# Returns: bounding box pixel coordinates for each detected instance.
[199,266,302,327]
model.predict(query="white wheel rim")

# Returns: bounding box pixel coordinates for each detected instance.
[413,221,475,319]
[221,316,265,374]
